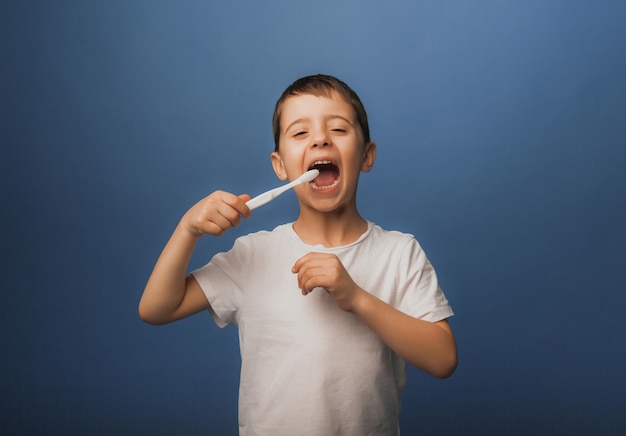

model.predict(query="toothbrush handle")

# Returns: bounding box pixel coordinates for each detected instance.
[245,192,273,210]
[245,170,316,211]
[245,185,288,210]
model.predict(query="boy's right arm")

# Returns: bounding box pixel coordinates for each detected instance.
[138,191,251,325]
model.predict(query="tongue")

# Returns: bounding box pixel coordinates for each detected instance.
[314,169,336,187]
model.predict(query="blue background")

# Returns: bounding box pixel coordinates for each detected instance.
[2,1,625,434]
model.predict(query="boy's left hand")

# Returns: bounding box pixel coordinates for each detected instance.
[292,253,361,312]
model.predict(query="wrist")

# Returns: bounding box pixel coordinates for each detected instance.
[174,221,203,243]
[350,286,372,314]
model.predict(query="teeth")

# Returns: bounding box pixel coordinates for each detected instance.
[308,160,339,190]
[311,179,339,191]
[310,160,333,168]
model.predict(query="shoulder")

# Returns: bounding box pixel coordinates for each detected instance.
[234,223,291,245]
[367,222,420,248]
[362,223,429,265]
[225,223,293,257]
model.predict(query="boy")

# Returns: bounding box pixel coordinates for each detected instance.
[139,74,457,435]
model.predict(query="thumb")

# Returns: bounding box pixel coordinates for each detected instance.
[238,194,253,219]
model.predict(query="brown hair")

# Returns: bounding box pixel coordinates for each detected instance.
[272,74,370,151]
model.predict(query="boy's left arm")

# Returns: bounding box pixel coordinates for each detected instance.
[292,252,457,378]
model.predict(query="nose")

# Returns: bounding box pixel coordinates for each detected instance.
[311,130,330,148]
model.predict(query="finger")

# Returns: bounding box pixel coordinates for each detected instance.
[212,192,250,221]
[217,193,254,226]
[200,214,233,236]
[217,204,242,228]
[292,256,305,273]
[228,193,252,219]
[298,265,329,293]
[200,200,241,232]
[292,253,319,280]
[292,252,328,273]
[201,221,228,236]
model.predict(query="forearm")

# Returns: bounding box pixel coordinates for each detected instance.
[352,289,457,378]
[139,224,198,324]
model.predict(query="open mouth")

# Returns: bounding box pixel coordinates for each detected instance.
[308,160,340,190]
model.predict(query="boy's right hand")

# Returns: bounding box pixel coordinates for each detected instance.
[181,191,252,237]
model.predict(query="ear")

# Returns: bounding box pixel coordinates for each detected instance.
[271,151,288,181]
[361,141,377,173]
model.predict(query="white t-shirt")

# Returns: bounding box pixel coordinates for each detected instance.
[192,222,453,436]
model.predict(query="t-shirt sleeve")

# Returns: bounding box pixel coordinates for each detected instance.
[395,237,454,322]
[190,239,248,328]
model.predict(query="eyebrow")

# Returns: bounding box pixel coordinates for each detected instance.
[284,118,307,133]
[284,115,354,133]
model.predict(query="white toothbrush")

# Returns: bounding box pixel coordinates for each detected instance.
[246,169,320,211]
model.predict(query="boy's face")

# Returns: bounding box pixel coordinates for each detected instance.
[271,92,376,213]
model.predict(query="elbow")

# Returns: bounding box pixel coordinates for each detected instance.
[139,313,162,326]
[139,311,168,326]
[431,325,458,379]
[432,350,458,379]
[408,349,458,379]
[138,302,169,326]
[433,357,457,379]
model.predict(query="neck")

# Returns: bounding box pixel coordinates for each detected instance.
[293,203,368,247]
